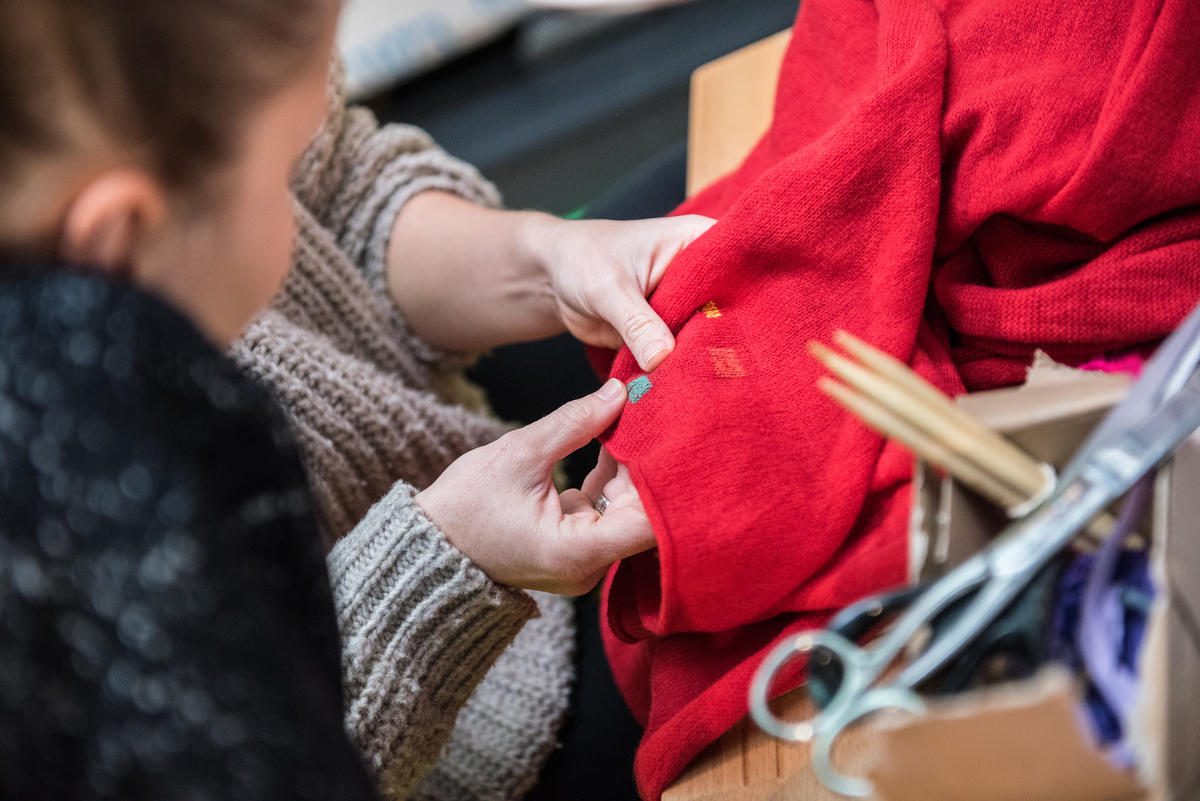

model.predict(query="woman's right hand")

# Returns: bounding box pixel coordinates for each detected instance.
[415,378,656,596]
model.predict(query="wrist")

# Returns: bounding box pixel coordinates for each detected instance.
[413,487,464,561]
[511,209,560,270]
[510,210,566,334]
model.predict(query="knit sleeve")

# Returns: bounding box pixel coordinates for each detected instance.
[327,481,538,800]
[291,62,502,306]
[230,306,509,540]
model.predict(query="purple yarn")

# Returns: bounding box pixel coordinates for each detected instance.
[1048,555,1091,671]
[1047,553,1125,746]
[1076,475,1155,767]
[1044,476,1155,763]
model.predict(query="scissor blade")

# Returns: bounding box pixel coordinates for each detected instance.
[1058,297,1200,488]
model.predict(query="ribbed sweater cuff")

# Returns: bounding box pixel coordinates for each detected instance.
[362,144,503,296]
[327,481,536,793]
[362,145,503,369]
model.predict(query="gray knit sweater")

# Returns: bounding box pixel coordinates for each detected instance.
[231,69,574,801]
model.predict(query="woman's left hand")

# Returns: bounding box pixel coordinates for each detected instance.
[520,214,715,372]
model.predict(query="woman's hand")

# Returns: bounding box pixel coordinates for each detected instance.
[519,214,716,372]
[415,378,655,596]
[387,191,712,365]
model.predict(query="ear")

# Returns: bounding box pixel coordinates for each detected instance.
[58,169,168,277]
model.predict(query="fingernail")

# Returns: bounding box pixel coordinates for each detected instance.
[645,342,672,369]
[597,377,625,401]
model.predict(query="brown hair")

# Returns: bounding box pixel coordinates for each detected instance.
[0,0,327,190]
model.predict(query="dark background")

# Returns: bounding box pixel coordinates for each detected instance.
[367,0,796,216]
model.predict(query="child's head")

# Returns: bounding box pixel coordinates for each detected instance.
[0,0,340,344]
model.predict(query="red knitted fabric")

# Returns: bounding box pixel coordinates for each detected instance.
[595,1,1200,797]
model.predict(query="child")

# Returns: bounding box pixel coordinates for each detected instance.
[0,1,710,798]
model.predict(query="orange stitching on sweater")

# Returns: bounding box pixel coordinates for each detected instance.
[701,301,722,318]
[709,348,746,378]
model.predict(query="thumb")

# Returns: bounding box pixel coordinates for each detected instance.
[515,378,628,470]
[675,214,717,246]
[610,294,675,372]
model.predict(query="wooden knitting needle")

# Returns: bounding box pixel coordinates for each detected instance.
[813,336,1139,549]
[830,332,1049,499]
[818,377,1028,510]
[809,341,1049,501]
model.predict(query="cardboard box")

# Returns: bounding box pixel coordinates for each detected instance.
[895,364,1198,801]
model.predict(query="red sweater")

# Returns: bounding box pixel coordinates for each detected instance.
[596,0,1200,797]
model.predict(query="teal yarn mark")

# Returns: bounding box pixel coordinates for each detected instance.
[627,375,653,403]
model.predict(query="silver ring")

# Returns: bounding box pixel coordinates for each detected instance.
[594,494,611,516]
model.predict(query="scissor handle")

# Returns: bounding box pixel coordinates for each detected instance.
[749,630,857,742]
[750,630,926,797]
[811,685,926,797]
[808,584,929,708]
[750,577,970,742]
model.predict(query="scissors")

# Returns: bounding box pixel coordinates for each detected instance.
[750,298,1200,797]
[804,554,1067,710]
